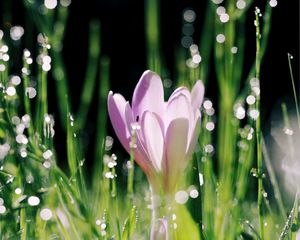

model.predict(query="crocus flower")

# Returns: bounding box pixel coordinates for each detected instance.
[107,70,204,195]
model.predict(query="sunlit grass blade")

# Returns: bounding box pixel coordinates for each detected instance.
[279,193,298,240]
[76,21,101,130]
[23,0,71,129]
[254,8,264,240]
[92,56,110,214]
[145,0,162,73]
[122,205,137,240]
[198,1,215,82]
[35,47,49,136]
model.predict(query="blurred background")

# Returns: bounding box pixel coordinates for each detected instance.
[0,0,299,168]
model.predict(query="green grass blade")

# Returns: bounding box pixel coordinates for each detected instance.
[76,21,101,130]
[287,53,300,130]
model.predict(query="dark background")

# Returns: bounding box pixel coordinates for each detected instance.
[0,0,299,167]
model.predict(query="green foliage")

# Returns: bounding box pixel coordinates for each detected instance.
[0,0,298,239]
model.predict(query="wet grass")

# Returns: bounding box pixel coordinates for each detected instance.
[0,0,298,239]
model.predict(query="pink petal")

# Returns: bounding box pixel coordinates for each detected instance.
[166,94,192,131]
[168,87,191,103]
[132,70,165,122]
[151,218,169,240]
[107,91,131,152]
[163,118,189,193]
[123,104,158,178]
[191,80,205,109]
[141,111,165,172]
[186,109,201,163]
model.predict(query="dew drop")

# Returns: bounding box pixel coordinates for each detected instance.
[26,87,37,99]
[220,13,229,23]
[44,0,57,9]
[190,189,199,198]
[60,0,72,7]
[40,208,52,221]
[269,0,277,7]
[235,106,246,120]
[28,196,40,206]
[175,190,189,204]
[231,46,238,54]
[96,219,101,225]
[6,86,16,96]
[2,54,9,62]
[192,54,202,64]
[216,6,226,15]
[216,34,225,43]
[203,100,213,110]
[11,75,21,86]
[199,173,204,186]
[0,205,6,214]
[0,64,5,72]
[204,144,214,154]
[15,188,22,195]
[246,95,256,105]
[43,150,53,160]
[43,161,51,169]
[206,122,215,131]
[10,26,24,41]
[183,9,196,23]
[249,109,259,120]
[236,0,246,9]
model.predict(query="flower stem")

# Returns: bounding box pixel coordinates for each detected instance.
[150,188,173,240]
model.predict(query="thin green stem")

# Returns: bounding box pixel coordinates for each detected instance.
[287,53,300,130]
[254,8,264,240]
[127,130,136,205]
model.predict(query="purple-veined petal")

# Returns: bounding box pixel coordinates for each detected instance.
[163,118,189,193]
[132,70,165,121]
[107,91,131,152]
[191,80,205,110]
[141,111,165,172]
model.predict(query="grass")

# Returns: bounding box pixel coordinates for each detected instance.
[0,0,299,239]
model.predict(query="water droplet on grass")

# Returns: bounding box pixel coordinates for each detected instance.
[216,34,225,43]
[40,208,52,220]
[203,100,213,109]
[269,0,277,7]
[0,205,6,214]
[220,13,229,23]
[6,86,16,96]
[10,26,24,41]
[231,46,238,54]
[206,122,215,131]
[236,0,246,9]
[190,189,199,198]
[15,188,22,195]
[246,95,256,105]
[175,190,189,204]
[11,75,21,85]
[44,0,58,9]
[216,6,226,15]
[28,196,40,206]
[183,9,196,23]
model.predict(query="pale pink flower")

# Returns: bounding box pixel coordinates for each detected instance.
[107,70,204,194]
